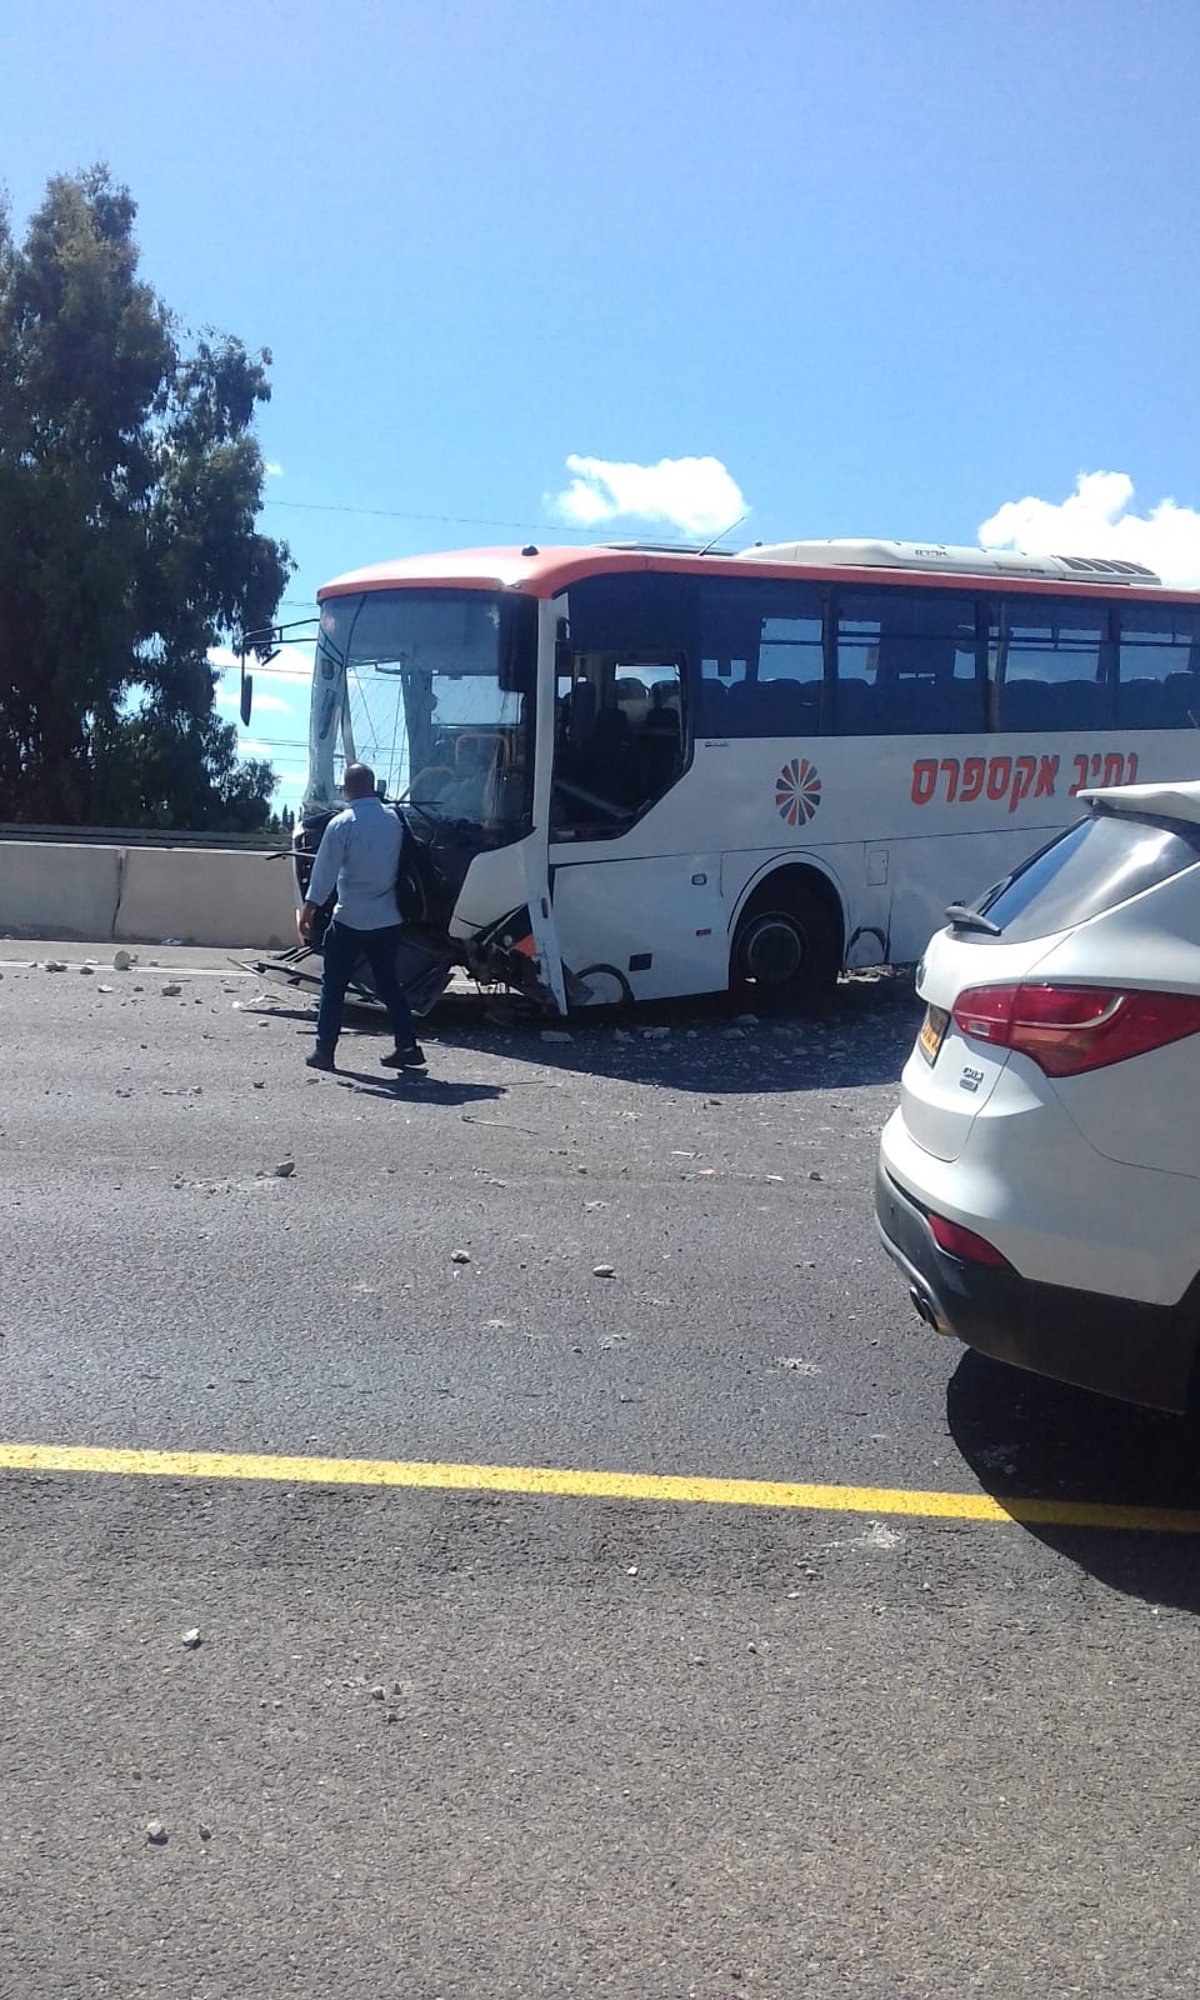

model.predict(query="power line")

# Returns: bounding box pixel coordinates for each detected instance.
[262,497,594,534]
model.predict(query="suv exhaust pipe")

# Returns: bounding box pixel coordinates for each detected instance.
[909,1284,950,1335]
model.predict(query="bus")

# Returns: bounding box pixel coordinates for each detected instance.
[244,537,1200,1015]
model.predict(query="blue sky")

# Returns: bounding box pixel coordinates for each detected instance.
[7,0,1200,806]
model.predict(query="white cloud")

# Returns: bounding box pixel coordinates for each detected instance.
[979,472,1200,589]
[265,461,284,477]
[546,453,749,540]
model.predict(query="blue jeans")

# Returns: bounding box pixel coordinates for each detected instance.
[316,921,417,1056]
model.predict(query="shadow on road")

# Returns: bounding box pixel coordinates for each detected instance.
[947,1350,1200,1613]
[330,1069,507,1106]
[250,966,923,1098]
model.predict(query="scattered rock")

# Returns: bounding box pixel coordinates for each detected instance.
[252,1080,265,1090]
[540,1029,573,1043]
[272,1161,296,1179]
[160,982,182,997]
[776,1357,820,1375]
[43,960,67,973]
[79,964,95,976]
[370,1684,387,1701]
[198,1823,213,1842]
[613,1029,634,1043]
[642,1026,670,1040]
[97,983,114,993]
[808,1170,823,1182]
[181,1628,202,1650]
[592,1263,616,1278]
[721,1026,746,1040]
[113,950,133,972]
[734,1012,759,1026]
[451,1248,472,1264]
[146,1820,169,1846]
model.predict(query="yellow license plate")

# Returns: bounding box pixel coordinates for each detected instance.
[918,1004,949,1065]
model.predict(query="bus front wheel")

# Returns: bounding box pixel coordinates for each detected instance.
[730,876,841,1012]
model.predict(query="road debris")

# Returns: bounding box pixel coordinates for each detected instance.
[182,1628,202,1649]
[451,1248,472,1264]
[160,982,182,997]
[146,1820,169,1846]
[592,1262,616,1278]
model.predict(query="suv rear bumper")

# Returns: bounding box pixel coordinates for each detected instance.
[875,1161,1199,1413]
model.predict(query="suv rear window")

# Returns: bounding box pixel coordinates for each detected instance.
[972,810,1200,943]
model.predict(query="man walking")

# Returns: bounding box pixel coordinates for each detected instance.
[297,764,427,1075]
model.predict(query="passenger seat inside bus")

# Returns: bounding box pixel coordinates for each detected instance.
[696,678,730,733]
[725,678,820,734]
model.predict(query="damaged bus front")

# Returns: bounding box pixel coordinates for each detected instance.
[290,571,566,1013]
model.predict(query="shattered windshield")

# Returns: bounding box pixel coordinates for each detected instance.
[304,588,536,837]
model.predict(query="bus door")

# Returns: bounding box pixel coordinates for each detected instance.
[547,649,727,1002]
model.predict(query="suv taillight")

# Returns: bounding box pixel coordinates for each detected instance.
[951,983,1200,1077]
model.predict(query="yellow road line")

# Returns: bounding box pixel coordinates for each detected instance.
[1,1441,1198,1534]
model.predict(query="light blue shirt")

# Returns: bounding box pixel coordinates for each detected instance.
[306,796,405,930]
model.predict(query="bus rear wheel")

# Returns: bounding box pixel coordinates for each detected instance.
[730,877,841,1013]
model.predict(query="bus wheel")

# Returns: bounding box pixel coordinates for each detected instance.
[730,876,841,1012]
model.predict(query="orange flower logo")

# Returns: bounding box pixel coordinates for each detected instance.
[775,756,822,827]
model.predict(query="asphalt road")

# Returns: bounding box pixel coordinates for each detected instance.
[3,944,1200,2000]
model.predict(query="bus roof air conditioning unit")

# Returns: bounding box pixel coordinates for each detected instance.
[736,539,1161,586]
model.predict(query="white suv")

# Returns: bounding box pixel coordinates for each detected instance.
[877,781,1200,1412]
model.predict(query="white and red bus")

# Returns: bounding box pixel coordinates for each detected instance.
[255,537,1200,1013]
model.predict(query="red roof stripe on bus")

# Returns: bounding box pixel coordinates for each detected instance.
[315,546,1200,607]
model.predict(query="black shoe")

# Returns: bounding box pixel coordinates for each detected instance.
[306,1047,336,1071]
[381,1042,427,1069]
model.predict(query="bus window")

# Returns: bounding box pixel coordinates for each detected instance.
[551,651,687,839]
[989,598,1112,732]
[697,578,824,736]
[835,589,980,736]
[1117,603,1200,729]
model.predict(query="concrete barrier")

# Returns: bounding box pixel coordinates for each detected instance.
[0,841,123,941]
[0,841,298,949]
[114,847,298,949]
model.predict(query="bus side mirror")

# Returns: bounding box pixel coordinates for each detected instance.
[239,659,253,726]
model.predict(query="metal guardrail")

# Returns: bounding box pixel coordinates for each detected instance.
[0,823,289,852]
